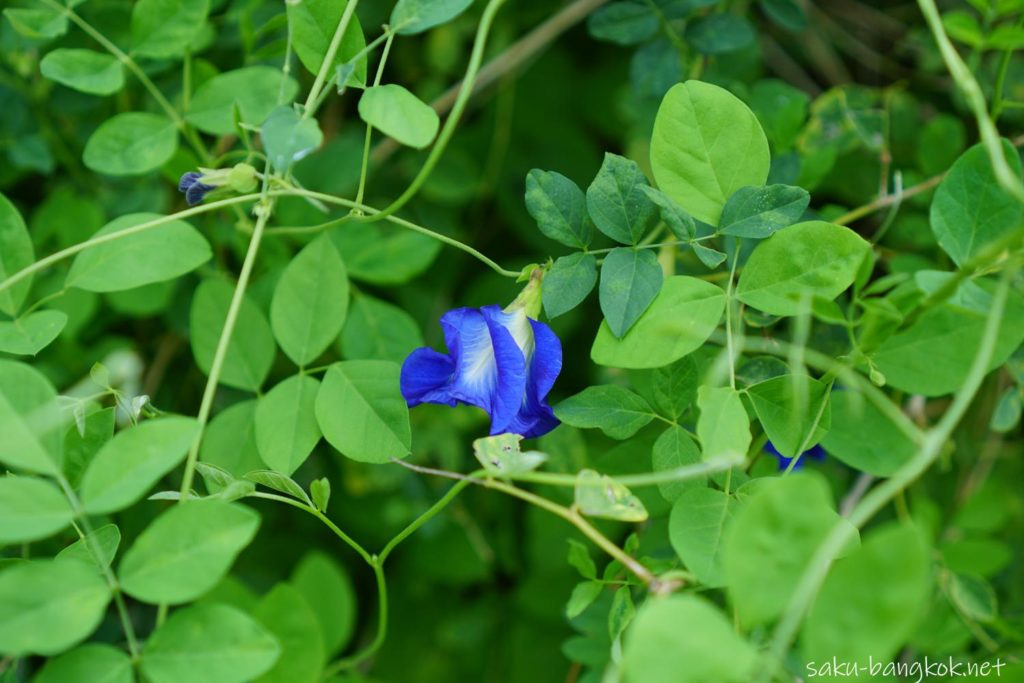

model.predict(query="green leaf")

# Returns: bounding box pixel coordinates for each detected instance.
[574,469,648,522]
[200,401,263,479]
[651,81,770,226]
[119,499,260,604]
[599,248,663,338]
[310,477,330,513]
[83,112,178,176]
[40,49,124,96]
[685,13,755,54]
[288,0,368,83]
[696,386,750,461]
[0,310,67,356]
[718,184,809,238]
[141,603,280,683]
[253,584,324,683]
[871,281,1024,396]
[943,11,984,48]
[271,235,348,367]
[67,213,211,292]
[255,375,323,475]
[736,220,870,316]
[190,278,277,392]
[291,551,357,656]
[640,185,695,240]
[34,643,132,683]
[587,2,658,46]
[759,0,808,31]
[930,140,1023,267]
[3,8,67,39]
[990,386,1022,432]
[542,253,598,319]
[358,85,440,149]
[0,360,63,475]
[262,106,324,173]
[592,276,725,369]
[0,193,34,317]
[472,433,547,474]
[315,361,411,464]
[622,595,757,683]
[949,573,997,623]
[80,417,200,515]
[692,243,727,269]
[669,487,737,587]
[0,476,72,543]
[747,375,831,458]
[586,153,658,245]
[608,586,636,641]
[56,523,121,572]
[821,390,916,476]
[243,470,313,506]
[802,523,931,665]
[131,0,209,58]
[644,355,699,421]
[525,169,593,248]
[722,472,847,627]
[187,67,299,136]
[566,581,602,619]
[339,293,424,363]
[0,559,110,656]
[330,225,440,285]
[748,80,809,151]
[391,0,474,34]
[651,425,703,503]
[554,385,655,439]
[567,539,597,579]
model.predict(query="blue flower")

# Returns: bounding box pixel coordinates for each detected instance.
[400,294,562,439]
[178,172,216,206]
[764,441,827,471]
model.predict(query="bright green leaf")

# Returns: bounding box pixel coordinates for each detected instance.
[131,0,209,58]
[83,113,178,176]
[291,550,357,656]
[669,487,738,587]
[718,184,810,238]
[696,386,750,461]
[0,194,34,317]
[80,417,200,515]
[592,276,725,369]
[255,375,322,475]
[391,0,474,34]
[262,106,324,173]
[599,248,663,338]
[315,361,411,464]
[586,153,658,245]
[271,235,348,367]
[40,49,124,96]
[651,81,770,226]
[0,310,67,356]
[358,85,440,149]
[525,169,593,249]
[67,213,211,292]
[187,68,299,136]
[34,643,132,683]
[0,476,72,544]
[554,385,655,439]
[288,0,368,83]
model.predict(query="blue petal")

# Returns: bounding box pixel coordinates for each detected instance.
[502,317,562,438]
[178,171,201,192]
[448,306,527,433]
[400,348,456,407]
[185,181,215,206]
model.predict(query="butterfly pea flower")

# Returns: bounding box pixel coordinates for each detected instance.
[764,441,827,471]
[400,270,562,439]
[177,163,258,206]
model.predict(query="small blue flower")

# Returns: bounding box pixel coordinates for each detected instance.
[764,441,827,471]
[178,172,216,206]
[400,303,562,439]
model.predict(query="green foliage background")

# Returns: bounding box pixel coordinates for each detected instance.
[1,0,1024,682]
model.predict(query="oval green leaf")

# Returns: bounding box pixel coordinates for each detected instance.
[83,112,177,176]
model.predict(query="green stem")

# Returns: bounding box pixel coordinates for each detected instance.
[248,492,373,564]
[378,477,477,563]
[355,0,507,224]
[276,187,520,277]
[354,31,396,206]
[484,479,656,585]
[725,249,741,389]
[757,267,1015,682]
[492,455,741,488]
[57,476,141,660]
[177,192,272,500]
[302,0,360,117]
[917,0,1024,203]
[0,194,261,299]
[321,560,388,677]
